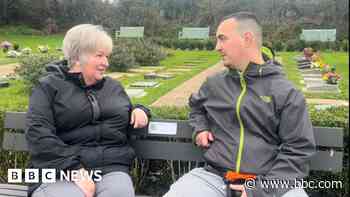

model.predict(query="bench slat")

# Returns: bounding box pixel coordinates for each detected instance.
[313,127,343,148]
[5,112,344,148]
[4,112,26,130]
[0,184,27,191]
[2,132,343,172]
[2,132,28,152]
[131,140,204,162]
[310,150,343,172]
[0,188,27,197]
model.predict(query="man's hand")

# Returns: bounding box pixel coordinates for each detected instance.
[73,168,95,197]
[230,184,247,197]
[195,131,214,148]
[130,108,149,128]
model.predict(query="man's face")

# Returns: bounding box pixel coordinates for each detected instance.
[215,19,245,69]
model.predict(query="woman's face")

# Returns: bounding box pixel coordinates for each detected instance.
[81,48,110,86]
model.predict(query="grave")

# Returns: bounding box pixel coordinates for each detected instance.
[303,78,324,83]
[0,80,9,88]
[167,68,192,73]
[130,81,159,88]
[181,63,197,67]
[301,73,322,78]
[314,104,337,111]
[144,73,174,80]
[125,89,146,98]
[305,82,340,93]
[184,60,207,64]
[299,69,322,75]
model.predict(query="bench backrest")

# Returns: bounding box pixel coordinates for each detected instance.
[178,27,210,39]
[116,26,144,38]
[2,112,344,172]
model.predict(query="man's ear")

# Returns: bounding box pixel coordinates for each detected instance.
[243,32,254,47]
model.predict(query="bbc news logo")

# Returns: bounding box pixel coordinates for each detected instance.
[8,169,102,183]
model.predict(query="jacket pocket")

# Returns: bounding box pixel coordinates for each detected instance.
[102,145,135,166]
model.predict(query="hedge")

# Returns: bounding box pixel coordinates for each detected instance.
[0,105,348,196]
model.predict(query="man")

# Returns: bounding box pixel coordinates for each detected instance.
[163,12,315,197]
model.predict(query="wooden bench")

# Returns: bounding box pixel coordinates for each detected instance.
[0,112,344,196]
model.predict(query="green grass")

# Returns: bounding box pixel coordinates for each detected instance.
[278,52,349,100]
[0,25,64,66]
[120,50,220,105]
[0,80,29,110]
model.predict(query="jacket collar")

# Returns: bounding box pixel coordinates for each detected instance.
[227,61,283,79]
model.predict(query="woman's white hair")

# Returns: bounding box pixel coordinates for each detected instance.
[62,24,113,67]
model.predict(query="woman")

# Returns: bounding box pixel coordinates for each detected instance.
[26,24,150,197]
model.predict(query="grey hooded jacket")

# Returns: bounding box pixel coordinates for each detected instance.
[189,61,316,197]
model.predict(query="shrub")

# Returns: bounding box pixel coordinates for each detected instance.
[131,39,167,66]
[13,43,20,51]
[109,41,136,72]
[341,39,348,51]
[272,41,284,52]
[15,53,60,90]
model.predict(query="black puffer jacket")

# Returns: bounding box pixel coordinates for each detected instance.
[26,60,150,195]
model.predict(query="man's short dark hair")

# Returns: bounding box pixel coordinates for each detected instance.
[223,11,261,26]
[222,11,262,47]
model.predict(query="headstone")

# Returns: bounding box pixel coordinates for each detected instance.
[125,89,146,98]
[301,73,322,78]
[314,104,337,111]
[144,73,174,80]
[299,69,322,75]
[131,81,159,88]
[305,83,340,93]
[179,27,210,39]
[0,80,9,88]
[116,26,144,38]
[167,68,192,73]
[182,64,197,67]
[303,78,324,83]
[184,60,206,64]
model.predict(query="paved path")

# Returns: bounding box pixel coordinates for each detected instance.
[0,63,19,77]
[306,98,348,106]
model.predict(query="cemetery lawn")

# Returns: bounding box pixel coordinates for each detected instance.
[0,26,64,66]
[120,50,220,105]
[0,50,220,109]
[278,51,349,100]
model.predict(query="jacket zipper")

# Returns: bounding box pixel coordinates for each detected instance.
[235,72,247,173]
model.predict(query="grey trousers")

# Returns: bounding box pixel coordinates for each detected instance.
[163,168,309,197]
[32,171,134,197]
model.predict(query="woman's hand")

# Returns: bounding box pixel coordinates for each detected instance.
[73,168,96,197]
[230,184,247,197]
[130,108,149,128]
